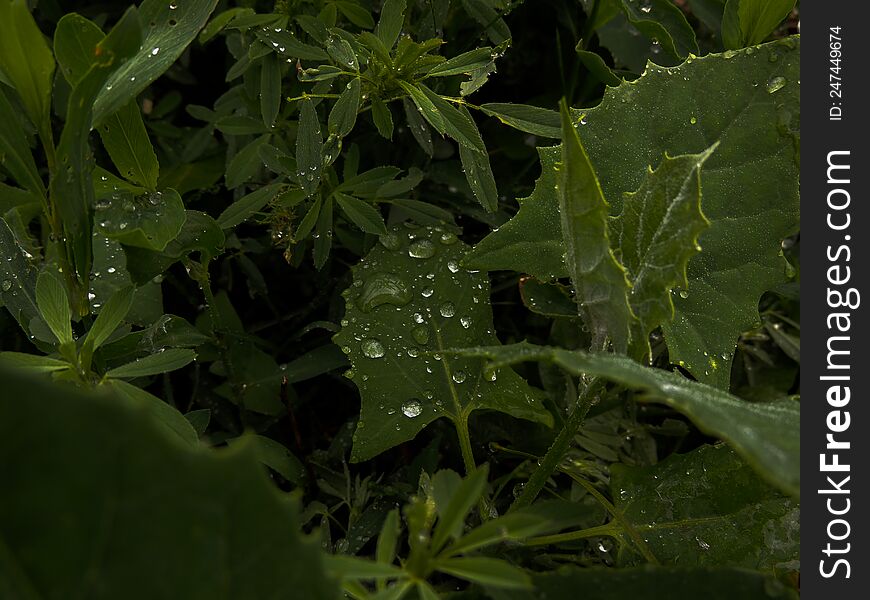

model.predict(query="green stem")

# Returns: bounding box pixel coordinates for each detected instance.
[454,414,476,475]
[526,522,619,546]
[510,378,600,511]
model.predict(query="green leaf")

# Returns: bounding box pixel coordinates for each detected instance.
[461,0,511,45]
[436,557,531,589]
[106,348,197,379]
[452,343,799,497]
[399,82,486,155]
[445,510,553,556]
[227,434,305,485]
[431,466,488,552]
[336,193,387,235]
[376,508,401,565]
[0,218,45,336]
[616,0,698,60]
[325,31,358,70]
[612,444,799,568]
[485,566,797,600]
[297,98,323,197]
[0,352,69,373]
[198,7,253,44]
[106,378,199,446]
[457,105,498,213]
[83,286,135,352]
[371,98,395,140]
[576,48,624,87]
[217,183,284,229]
[0,0,55,142]
[93,0,220,126]
[95,188,186,251]
[99,102,161,190]
[519,279,576,318]
[466,39,800,387]
[51,8,142,285]
[255,28,328,61]
[324,555,405,580]
[480,103,561,139]
[336,1,375,29]
[375,0,406,50]
[36,271,73,344]
[403,97,433,156]
[722,0,795,50]
[557,99,635,352]
[313,194,334,268]
[260,53,282,126]
[329,77,361,137]
[0,86,44,197]
[0,366,339,598]
[332,225,552,462]
[617,147,717,358]
[428,47,494,77]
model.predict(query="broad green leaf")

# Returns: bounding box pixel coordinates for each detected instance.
[0,0,55,142]
[329,77,361,137]
[480,103,561,139]
[452,343,799,497]
[722,0,795,50]
[617,147,716,358]
[106,348,196,379]
[95,188,186,251]
[458,143,497,213]
[371,98,394,140]
[399,82,486,155]
[461,0,511,45]
[325,31,358,70]
[557,99,635,352]
[336,1,375,29]
[436,557,531,589]
[0,366,339,598]
[576,48,624,87]
[255,28,328,62]
[83,286,135,352]
[0,86,44,197]
[612,444,799,569]
[332,225,552,462]
[336,193,387,235]
[106,378,199,446]
[89,233,163,326]
[99,102,160,190]
[518,279,576,318]
[51,8,142,285]
[617,0,698,60]
[0,352,69,373]
[375,0,406,50]
[431,466,488,552]
[260,53,282,126]
[217,183,284,229]
[92,0,221,125]
[485,566,797,600]
[428,48,494,77]
[465,39,800,387]
[0,218,44,335]
[36,271,73,344]
[297,98,323,197]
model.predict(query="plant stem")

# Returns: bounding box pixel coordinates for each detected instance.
[526,522,619,546]
[454,414,477,475]
[509,377,600,511]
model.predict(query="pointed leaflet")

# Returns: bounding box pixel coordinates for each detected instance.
[617,148,716,358]
[450,343,799,497]
[557,100,635,352]
[611,444,799,569]
[333,226,552,462]
[0,217,41,335]
[0,366,339,598]
[0,87,44,198]
[465,39,800,387]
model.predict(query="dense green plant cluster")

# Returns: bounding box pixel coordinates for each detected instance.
[0,0,800,598]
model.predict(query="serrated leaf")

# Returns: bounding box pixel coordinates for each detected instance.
[0,0,55,143]
[297,98,323,197]
[260,53,282,126]
[722,0,795,50]
[451,343,799,497]
[465,39,800,387]
[0,86,44,198]
[617,0,698,60]
[106,348,196,379]
[255,28,328,61]
[519,278,576,318]
[428,48,493,77]
[95,188,186,251]
[557,99,635,352]
[375,0,406,50]
[480,103,561,139]
[99,102,161,190]
[485,566,798,600]
[0,366,339,598]
[612,444,799,569]
[36,271,73,344]
[325,31,358,70]
[336,193,387,235]
[333,225,552,462]
[403,97,433,156]
[617,147,716,358]
[399,82,486,154]
[371,98,394,140]
[329,77,361,137]
[93,0,220,125]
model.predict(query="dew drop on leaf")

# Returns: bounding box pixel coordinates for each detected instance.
[361,338,385,359]
[766,76,786,94]
[679,290,689,299]
[439,232,458,245]
[1,280,11,292]
[411,325,429,345]
[447,260,460,273]
[452,370,467,384]
[401,399,422,418]
[356,273,411,312]
[460,315,472,329]
[439,302,456,318]
[408,239,436,259]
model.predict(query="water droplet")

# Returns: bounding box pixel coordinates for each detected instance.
[408,239,436,259]
[696,537,711,551]
[413,312,425,324]
[439,302,456,318]
[460,316,472,329]
[766,76,786,94]
[421,287,434,298]
[169,2,177,9]
[1,280,11,292]
[361,338,385,359]
[439,232,458,245]
[412,325,429,345]
[678,290,689,299]
[150,47,160,56]
[689,116,697,125]
[402,399,422,418]
[452,370,467,384]
[107,267,116,274]
[357,273,411,312]
[447,260,460,273]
